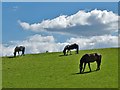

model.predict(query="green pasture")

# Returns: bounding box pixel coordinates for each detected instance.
[2,48,119,88]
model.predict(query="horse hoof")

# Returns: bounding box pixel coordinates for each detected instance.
[96,68,100,71]
[80,71,84,74]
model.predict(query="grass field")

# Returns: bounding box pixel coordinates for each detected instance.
[2,48,119,88]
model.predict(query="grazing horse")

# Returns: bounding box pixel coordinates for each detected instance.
[14,46,25,57]
[79,53,102,73]
[63,43,79,55]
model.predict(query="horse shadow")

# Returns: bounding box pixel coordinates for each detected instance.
[59,54,72,57]
[59,54,65,57]
[72,70,99,75]
[7,56,15,58]
[7,56,22,58]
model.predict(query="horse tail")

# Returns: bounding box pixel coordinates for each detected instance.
[99,55,102,67]
[74,44,79,54]
[22,47,25,55]
[97,54,102,70]
[76,45,79,54]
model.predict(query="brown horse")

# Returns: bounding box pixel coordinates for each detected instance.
[14,46,25,57]
[79,53,102,73]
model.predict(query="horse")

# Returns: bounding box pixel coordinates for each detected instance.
[63,43,79,55]
[79,53,102,73]
[14,46,25,57]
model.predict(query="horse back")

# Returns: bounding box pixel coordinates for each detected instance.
[89,53,102,62]
[80,53,101,63]
[20,46,25,51]
[14,46,25,52]
[69,43,78,49]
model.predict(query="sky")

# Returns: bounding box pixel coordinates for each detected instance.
[1,2,119,56]
[2,0,120,2]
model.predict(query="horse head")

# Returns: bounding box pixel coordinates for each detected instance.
[63,45,70,55]
[63,48,66,55]
[14,51,16,57]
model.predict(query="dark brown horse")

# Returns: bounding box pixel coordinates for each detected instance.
[79,53,102,73]
[14,46,25,57]
[63,43,79,55]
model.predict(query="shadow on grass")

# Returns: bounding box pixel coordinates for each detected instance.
[7,56,21,59]
[72,70,99,75]
[59,54,65,57]
[7,55,25,59]
[7,56,15,58]
[59,54,73,57]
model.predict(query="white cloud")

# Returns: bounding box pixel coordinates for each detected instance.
[1,34,119,57]
[1,35,67,56]
[1,44,15,56]
[28,34,55,43]
[18,9,118,36]
[18,20,30,30]
[67,35,118,50]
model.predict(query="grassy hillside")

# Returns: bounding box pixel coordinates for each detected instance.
[2,48,119,88]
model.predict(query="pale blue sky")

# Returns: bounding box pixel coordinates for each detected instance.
[1,2,119,56]
[2,0,119,2]
[2,2,118,43]
[0,2,2,43]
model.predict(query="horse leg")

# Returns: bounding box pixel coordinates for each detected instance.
[67,50,69,55]
[23,48,25,56]
[76,48,79,54]
[98,55,101,70]
[83,62,86,72]
[18,51,19,56]
[22,51,24,56]
[96,55,101,70]
[96,61,101,71]
[70,50,72,55]
[88,62,91,72]
[64,52,66,56]
[64,50,66,56]
[22,51,24,55]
